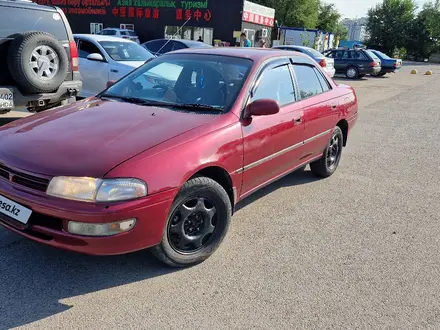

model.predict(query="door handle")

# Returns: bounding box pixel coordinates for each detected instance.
[110,69,119,73]
[293,116,303,125]
[330,104,337,110]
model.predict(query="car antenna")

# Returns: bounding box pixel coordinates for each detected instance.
[156,17,191,55]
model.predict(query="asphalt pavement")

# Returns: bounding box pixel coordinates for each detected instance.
[1,64,440,330]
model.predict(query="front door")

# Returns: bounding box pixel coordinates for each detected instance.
[240,60,305,197]
[76,39,109,97]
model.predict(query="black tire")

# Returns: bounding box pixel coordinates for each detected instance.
[345,66,359,79]
[7,32,68,94]
[152,176,232,267]
[0,34,19,84]
[378,72,387,77]
[310,126,344,178]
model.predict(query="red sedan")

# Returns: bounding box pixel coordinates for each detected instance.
[0,48,358,267]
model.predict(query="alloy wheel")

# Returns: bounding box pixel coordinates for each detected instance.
[326,134,341,170]
[29,45,59,80]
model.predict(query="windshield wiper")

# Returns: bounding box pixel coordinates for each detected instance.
[179,103,224,112]
[100,94,224,112]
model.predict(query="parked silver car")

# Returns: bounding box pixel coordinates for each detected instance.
[272,45,336,78]
[98,28,140,44]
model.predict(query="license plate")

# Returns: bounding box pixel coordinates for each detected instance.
[0,92,14,110]
[0,194,32,224]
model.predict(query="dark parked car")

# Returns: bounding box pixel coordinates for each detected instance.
[142,38,212,56]
[0,48,358,267]
[0,0,81,114]
[324,48,381,79]
[369,50,402,76]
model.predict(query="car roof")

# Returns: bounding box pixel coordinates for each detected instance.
[145,38,212,47]
[101,28,134,32]
[74,34,135,43]
[0,0,57,11]
[167,47,314,64]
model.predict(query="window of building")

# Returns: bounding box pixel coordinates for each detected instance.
[120,24,135,31]
[164,26,213,45]
[90,23,103,34]
[292,65,325,99]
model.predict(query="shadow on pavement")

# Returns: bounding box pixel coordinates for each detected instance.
[0,240,177,329]
[235,166,320,212]
[0,167,320,328]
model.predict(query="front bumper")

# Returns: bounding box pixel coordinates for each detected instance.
[0,179,177,255]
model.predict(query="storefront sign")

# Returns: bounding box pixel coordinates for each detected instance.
[35,0,210,18]
[242,0,274,27]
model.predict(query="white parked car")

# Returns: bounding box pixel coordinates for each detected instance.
[272,45,336,78]
[98,28,140,44]
[74,34,154,98]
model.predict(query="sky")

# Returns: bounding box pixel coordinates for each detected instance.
[327,0,430,18]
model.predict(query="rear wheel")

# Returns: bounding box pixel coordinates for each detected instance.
[345,66,359,79]
[310,126,344,178]
[152,176,232,267]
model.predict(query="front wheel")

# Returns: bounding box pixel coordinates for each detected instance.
[310,126,344,178]
[152,176,232,267]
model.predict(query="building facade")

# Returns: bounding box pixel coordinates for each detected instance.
[342,17,369,42]
[35,0,274,46]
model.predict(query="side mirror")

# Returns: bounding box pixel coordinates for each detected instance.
[244,99,280,118]
[87,53,105,62]
[106,80,116,88]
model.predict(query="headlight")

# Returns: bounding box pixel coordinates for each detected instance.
[47,177,147,202]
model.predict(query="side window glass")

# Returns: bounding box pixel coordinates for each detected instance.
[172,42,186,51]
[78,40,102,58]
[326,52,334,58]
[343,51,351,59]
[145,40,161,53]
[314,68,331,92]
[357,51,367,60]
[252,64,295,106]
[335,51,344,59]
[292,65,324,99]
[160,41,174,53]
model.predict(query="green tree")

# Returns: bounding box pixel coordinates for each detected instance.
[316,3,341,32]
[253,0,320,28]
[366,0,417,55]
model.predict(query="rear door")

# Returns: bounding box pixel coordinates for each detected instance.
[240,59,305,197]
[292,63,338,158]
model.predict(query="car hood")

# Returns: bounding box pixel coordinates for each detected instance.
[0,99,216,177]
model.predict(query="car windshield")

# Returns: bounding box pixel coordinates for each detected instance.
[102,54,253,112]
[374,50,391,59]
[127,31,137,36]
[99,41,153,61]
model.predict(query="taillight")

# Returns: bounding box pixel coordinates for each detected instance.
[122,36,130,39]
[370,61,376,67]
[319,58,327,67]
[69,41,79,72]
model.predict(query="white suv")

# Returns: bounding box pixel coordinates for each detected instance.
[98,28,140,44]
